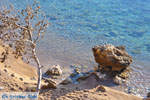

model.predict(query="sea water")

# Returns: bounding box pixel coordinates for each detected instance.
[1,0,150,97]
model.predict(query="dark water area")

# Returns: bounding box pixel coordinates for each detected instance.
[1,0,150,97]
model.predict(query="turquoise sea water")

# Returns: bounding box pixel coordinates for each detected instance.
[1,0,150,97]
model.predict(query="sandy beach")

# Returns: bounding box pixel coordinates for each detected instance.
[0,42,143,100]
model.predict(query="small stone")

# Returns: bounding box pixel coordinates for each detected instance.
[96,85,106,92]
[11,73,15,77]
[19,78,23,81]
[3,69,7,72]
[19,87,23,91]
[4,65,11,68]
[113,76,123,85]
[15,84,19,87]
[24,82,28,84]
[9,44,13,48]
[8,66,11,68]
[60,78,72,85]
[51,75,58,79]
[30,77,36,80]
[25,87,37,92]
[10,87,15,91]
[75,68,80,74]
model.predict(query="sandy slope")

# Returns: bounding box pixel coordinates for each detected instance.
[0,41,37,91]
[0,42,142,100]
[39,73,142,100]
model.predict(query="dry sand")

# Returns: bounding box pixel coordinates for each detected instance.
[0,42,142,100]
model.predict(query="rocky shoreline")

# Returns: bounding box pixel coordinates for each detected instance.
[0,42,148,100]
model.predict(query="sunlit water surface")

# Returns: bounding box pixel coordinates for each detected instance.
[1,0,150,97]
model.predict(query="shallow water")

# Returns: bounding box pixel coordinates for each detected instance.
[1,0,150,97]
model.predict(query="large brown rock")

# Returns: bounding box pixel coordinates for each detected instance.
[92,44,132,72]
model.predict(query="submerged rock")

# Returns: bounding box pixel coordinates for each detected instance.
[113,75,127,85]
[45,65,62,76]
[92,44,132,73]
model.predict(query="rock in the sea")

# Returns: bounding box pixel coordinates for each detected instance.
[45,65,62,76]
[113,75,123,85]
[92,44,132,72]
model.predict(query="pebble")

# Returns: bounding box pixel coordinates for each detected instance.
[11,73,15,77]
[75,68,80,74]
[30,77,36,80]
[96,85,106,92]
[10,87,15,91]
[15,84,19,87]
[51,75,58,79]
[24,82,28,84]
[4,65,11,68]
[3,69,7,72]
[19,87,23,91]
[19,78,23,81]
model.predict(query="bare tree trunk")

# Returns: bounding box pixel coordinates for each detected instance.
[27,29,42,93]
[32,48,42,93]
